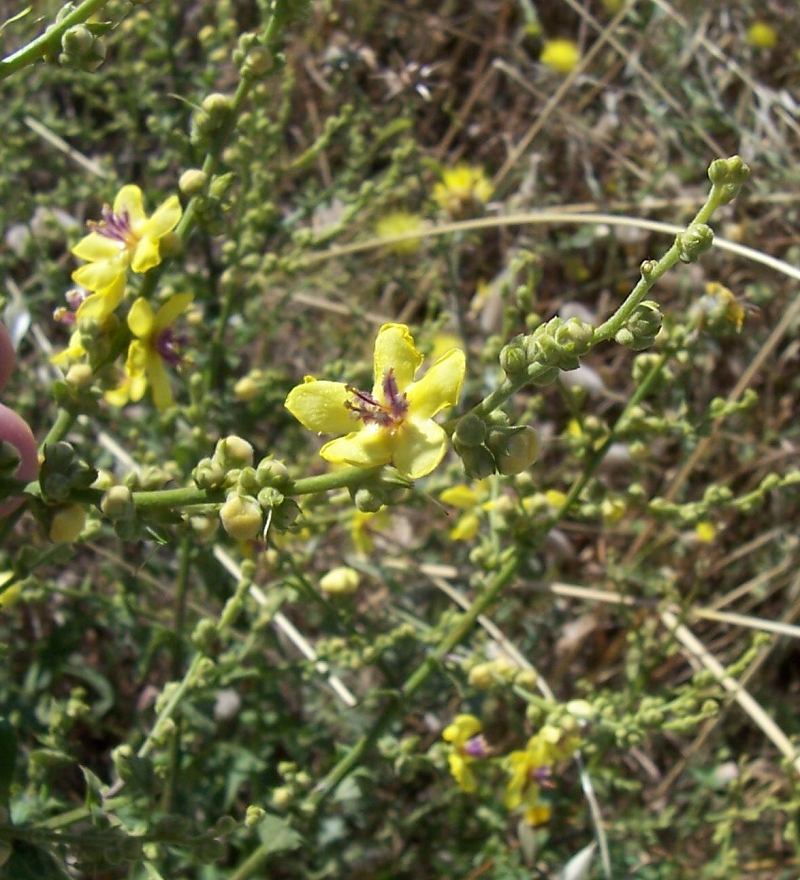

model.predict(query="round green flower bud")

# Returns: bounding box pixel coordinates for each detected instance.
[256,457,291,489]
[453,413,487,448]
[245,805,266,827]
[49,504,87,543]
[708,156,750,204]
[220,494,263,541]
[272,498,301,532]
[319,566,360,596]
[493,427,539,475]
[179,168,208,196]
[676,223,714,263]
[499,339,528,379]
[65,363,93,388]
[201,92,234,117]
[101,485,134,521]
[353,487,384,513]
[459,445,497,479]
[221,435,254,467]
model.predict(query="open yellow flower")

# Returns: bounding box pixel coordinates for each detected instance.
[106,293,192,411]
[285,323,465,480]
[439,480,492,541]
[433,164,492,216]
[72,185,182,318]
[442,714,489,793]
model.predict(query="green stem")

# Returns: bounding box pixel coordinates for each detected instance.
[227,552,519,880]
[40,408,77,451]
[0,0,109,80]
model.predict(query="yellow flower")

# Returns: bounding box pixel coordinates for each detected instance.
[439,480,491,541]
[442,714,488,793]
[375,211,424,254]
[350,508,389,555]
[433,165,492,216]
[540,39,581,75]
[747,21,777,49]
[51,330,87,367]
[285,323,465,480]
[106,293,192,411]
[504,725,579,826]
[72,185,182,319]
[695,520,717,543]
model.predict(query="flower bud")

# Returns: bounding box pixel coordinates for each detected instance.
[256,457,291,489]
[272,498,301,532]
[615,300,662,350]
[459,445,497,479]
[245,805,266,827]
[492,427,539,475]
[65,363,93,388]
[49,504,87,543]
[201,92,234,118]
[319,566,360,596]
[499,339,528,380]
[216,435,254,468]
[179,168,207,196]
[353,487,384,513]
[101,485,134,521]
[219,494,263,540]
[234,372,262,401]
[676,223,714,263]
[453,413,487,448]
[707,156,750,204]
[189,514,218,542]
[193,457,226,489]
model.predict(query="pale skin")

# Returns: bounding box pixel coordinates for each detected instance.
[0,321,38,516]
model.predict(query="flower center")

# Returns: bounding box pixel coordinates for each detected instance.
[463,734,490,759]
[346,368,409,429]
[155,328,184,366]
[89,206,138,247]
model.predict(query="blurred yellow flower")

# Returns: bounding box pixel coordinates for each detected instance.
[72,185,181,320]
[540,39,581,75]
[747,21,777,49]
[695,520,717,543]
[442,714,489,792]
[433,164,492,216]
[375,211,423,254]
[106,293,192,410]
[439,480,491,541]
[285,323,465,480]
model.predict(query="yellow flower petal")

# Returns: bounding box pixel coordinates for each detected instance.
[72,259,127,292]
[449,513,480,542]
[128,298,155,340]
[320,425,393,469]
[372,323,423,398]
[72,232,124,261]
[130,236,161,274]
[285,379,358,435]
[439,484,480,508]
[113,185,146,228]
[443,714,482,744]
[405,347,465,419]
[393,417,447,479]
[76,274,126,322]
[448,753,477,793]
[146,352,173,410]
[153,292,193,332]
[139,194,182,240]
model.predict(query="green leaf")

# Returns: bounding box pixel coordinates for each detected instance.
[256,814,302,856]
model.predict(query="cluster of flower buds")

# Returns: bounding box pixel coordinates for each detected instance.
[614,300,663,350]
[499,315,594,388]
[194,436,299,540]
[39,441,97,503]
[58,23,107,70]
[707,155,750,205]
[675,223,714,264]
[453,411,539,479]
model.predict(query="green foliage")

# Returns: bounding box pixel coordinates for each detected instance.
[0,1,798,878]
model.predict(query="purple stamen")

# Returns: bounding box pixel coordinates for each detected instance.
[531,765,554,787]
[344,368,409,429]
[463,735,490,759]
[155,328,184,367]
[88,206,133,244]
[65,288,88,311]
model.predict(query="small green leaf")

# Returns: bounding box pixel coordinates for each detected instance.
[256,814,302,855]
